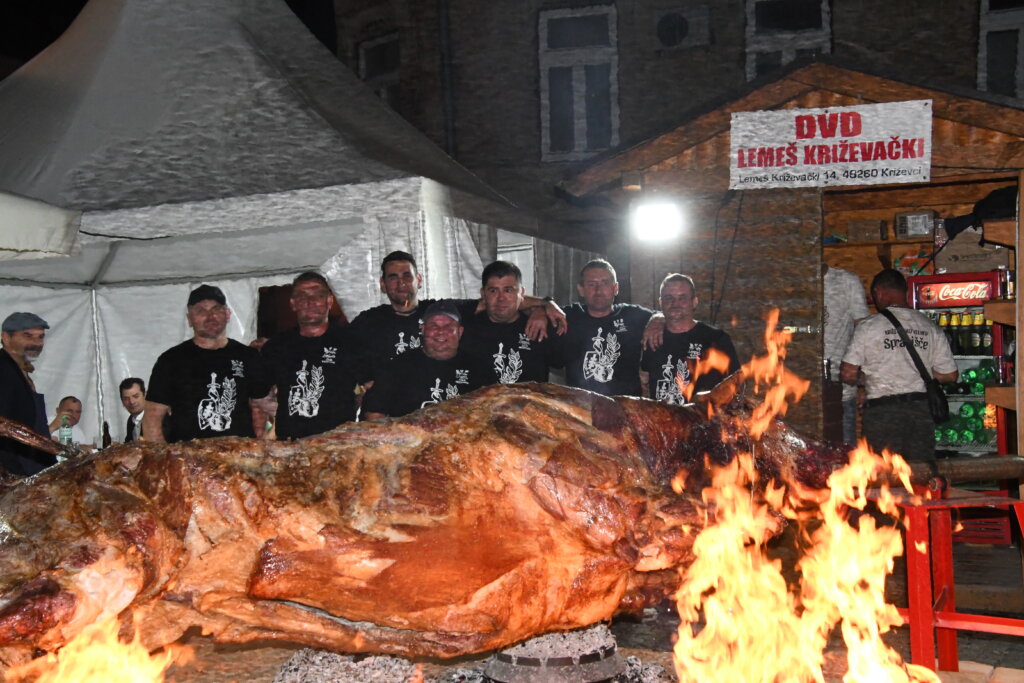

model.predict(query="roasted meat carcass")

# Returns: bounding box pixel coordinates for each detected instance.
[0,382,846,664]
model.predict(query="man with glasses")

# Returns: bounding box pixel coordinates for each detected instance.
[260,272,365,438]
[144,284,272,442]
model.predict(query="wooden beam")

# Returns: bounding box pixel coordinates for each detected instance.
[824,178,1017,212]
[933,142,1024,169]
[564,63,1024,201]
[641,169,731,194]
[791,63,1024,137]
[983,218,1017,248]
[560,79,816,197]
[1017,170,1023,461]
[985,300,1016,326]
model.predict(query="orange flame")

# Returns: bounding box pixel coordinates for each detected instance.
[7,618,193,683]
[673,310,939,683]
[677,348,735,401]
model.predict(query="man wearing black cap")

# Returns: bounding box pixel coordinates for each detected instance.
[362,300,489,419]
[144,285,272,442]
[0,312,57,474]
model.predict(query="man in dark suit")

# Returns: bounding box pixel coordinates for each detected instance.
[119,377,147,442]
[0,312,56,475]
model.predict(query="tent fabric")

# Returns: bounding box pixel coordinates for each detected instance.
[0,0,512,213]
[0,0,601,444]
[0,0,512,440]
[0,192,81,261]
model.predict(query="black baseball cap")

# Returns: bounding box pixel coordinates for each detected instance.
[187,284,226,307]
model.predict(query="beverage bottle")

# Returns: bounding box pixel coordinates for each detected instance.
[958,402,976,419]
[942,425,959,445]
[101,421,112,449]
[978,362,996,382]
[57,415,72,447]
[981,319,993,355]
[934,218,948,248]
[937,311,952,351]
[959,311,975,354]
[959,426,976,445]
[970,312,985,352]
[948,312,961,355]
[934,427,943,443]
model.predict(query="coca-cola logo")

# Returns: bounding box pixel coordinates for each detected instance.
[934,282,990,302]
[920,285,938,303]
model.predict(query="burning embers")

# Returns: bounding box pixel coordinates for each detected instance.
[672,312,939,683]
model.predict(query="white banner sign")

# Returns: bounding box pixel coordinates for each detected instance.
[729,100,932,189]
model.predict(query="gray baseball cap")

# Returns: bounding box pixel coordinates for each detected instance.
[421,300,461,324]
[2,312,50,333]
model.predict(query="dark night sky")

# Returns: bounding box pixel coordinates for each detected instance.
[0,0,337,76]
[0,0,87,65]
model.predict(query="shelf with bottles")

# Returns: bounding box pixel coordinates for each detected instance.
[943,358,998,397]
[933,308,997,358]
[934,400,998,451]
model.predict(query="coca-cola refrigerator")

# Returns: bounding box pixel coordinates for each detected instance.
[907,271,1010,457]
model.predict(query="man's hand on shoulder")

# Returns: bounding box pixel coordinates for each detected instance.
[643,312,665,350]
[525,300,566,341]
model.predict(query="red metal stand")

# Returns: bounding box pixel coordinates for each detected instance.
[890,488,1024,672]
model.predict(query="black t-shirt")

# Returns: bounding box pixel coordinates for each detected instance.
[640,322,741,404]
[460,311,556,385]
[260,325,363,439]
[555,303,653,396]
[347,298,478,382]
[361,349,489,418]
[147,339,272,441]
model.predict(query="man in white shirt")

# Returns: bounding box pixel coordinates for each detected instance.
[841,269,958,462]
[48,396,95,451]
[824,264,869,444]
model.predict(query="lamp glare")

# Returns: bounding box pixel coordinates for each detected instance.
[632,201,683,242]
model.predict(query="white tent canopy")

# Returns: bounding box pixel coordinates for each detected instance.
[0,0,549,443]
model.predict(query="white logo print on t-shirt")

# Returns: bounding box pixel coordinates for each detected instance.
[656,355,688,405]
[288,360,325,418]
[583,327,620,383]
[493,343,523,384]
[198,373,236,431]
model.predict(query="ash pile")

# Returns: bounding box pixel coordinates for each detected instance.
[274,624,673,682]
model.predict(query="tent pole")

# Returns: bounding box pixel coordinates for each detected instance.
[88,243,121,444]
[90,287,106,444]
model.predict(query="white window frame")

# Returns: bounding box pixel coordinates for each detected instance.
[743,0,831,81]
[978,1,1024,100]
[539,5,620,162]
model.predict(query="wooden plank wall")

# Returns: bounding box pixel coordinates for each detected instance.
[630,187,824,435]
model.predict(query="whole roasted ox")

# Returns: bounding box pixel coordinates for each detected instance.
[0,382,845,664]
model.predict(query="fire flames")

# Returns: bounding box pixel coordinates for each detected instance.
[673,311,939,682]
[4,309,943,682]
[7,618,191,683]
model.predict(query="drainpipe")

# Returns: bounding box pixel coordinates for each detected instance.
[438,0,457,157]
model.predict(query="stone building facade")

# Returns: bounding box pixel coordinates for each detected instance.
[330,1,1003,212]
